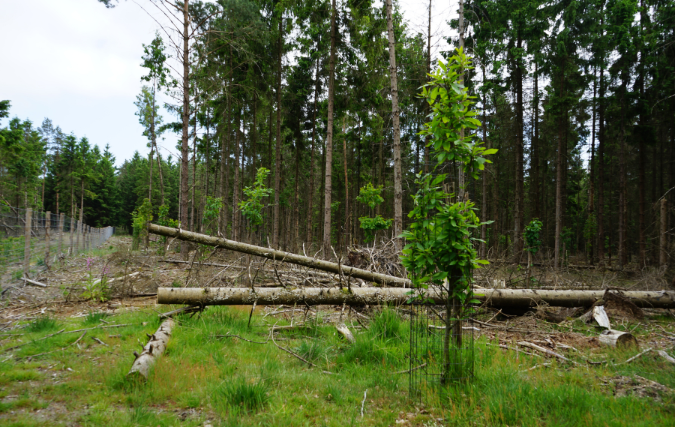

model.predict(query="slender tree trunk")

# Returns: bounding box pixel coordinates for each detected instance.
[266,108,273,240]
[554,63,565,270]
[190,101,197,232]
[597,63,605,265]
[180,0,190,258]
[323,0,337,258]
[218,98,227,235]
[589,68,597,264]
[342,117,349,245]
[480,65,488,258]
[513,33,524,260]
[306,58,320,245]
[385,0,402,251]
[233,109,241,242]
[273,15,283,248]
[618,80,628,269]
[531,65,540,220]
[80,180,85,251]
[293,139,300,252]
[424,0,432,174]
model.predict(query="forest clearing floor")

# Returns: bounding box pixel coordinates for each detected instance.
[0,237,674,426]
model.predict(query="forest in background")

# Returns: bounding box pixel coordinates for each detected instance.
[1,0,674,269]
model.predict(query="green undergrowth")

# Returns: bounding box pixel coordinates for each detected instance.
[0,306,673,426]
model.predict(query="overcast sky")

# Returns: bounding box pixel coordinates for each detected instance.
[0,0,456,166]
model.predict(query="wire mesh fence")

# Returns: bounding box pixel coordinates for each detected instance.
[0,205,114,279]
[408,277,476,406]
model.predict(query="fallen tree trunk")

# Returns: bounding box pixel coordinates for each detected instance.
[127,318,174,381]
[157,287,675,309]
[148,223,410,287]
[598,330,638,349]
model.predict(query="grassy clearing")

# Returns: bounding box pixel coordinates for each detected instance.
[0,305,673,426]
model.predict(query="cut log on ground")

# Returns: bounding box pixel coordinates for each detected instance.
[148,223,411,287]
[127,318,175,381]
[157,287,675,309]
[598,330,638,348]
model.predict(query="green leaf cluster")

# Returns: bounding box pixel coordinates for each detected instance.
[524,219,543,254]
[131,198,153,250]
[239,168,272,228]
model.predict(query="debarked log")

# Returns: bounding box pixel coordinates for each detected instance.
[148,223,411,287]
[127,318,175,381]
[598,329,638,348]
[157,287,675,309]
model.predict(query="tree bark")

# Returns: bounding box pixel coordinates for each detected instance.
[513,33,524,261]
[273,15,284,248]
[306,58,320,245]
[554,62,565,269]
[424,0,431,174]
[180,0,190,258]
[342,117,349,244]
[323,0,337,258]
[597,63,605,265]
[661,198,667,267]
[385,0,402,251]
[233,109,241,242]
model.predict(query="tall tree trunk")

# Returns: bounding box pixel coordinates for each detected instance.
[293,138,300,252]
[424,0,432,174]
[480,65,488,258]
[513,33,524,261]
[531,65,540,220]
[597,64,605,265]
[218,98,227,236]
[273,15,283,249]
[618,80,628,269]
[190,101,197,232]
[323,0,337,258]
[266,108,273,240]
[180,0,190,258]
[385,0,402,251]
[233,109,241,242]
[306,58,320,245]
[554,62,565,270]
[589,68,597,264]
[252,94,257,177]
[342,117,349,245]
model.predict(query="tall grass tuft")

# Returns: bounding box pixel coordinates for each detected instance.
[217,378,269,413]
[369,307,404,341]
[27,316,58,333]
[83,311,109,325]
[295,340,328,362]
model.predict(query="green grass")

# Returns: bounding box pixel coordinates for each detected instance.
[26,316,58,333]
[0,305,673,426]
[82,311,109,325]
